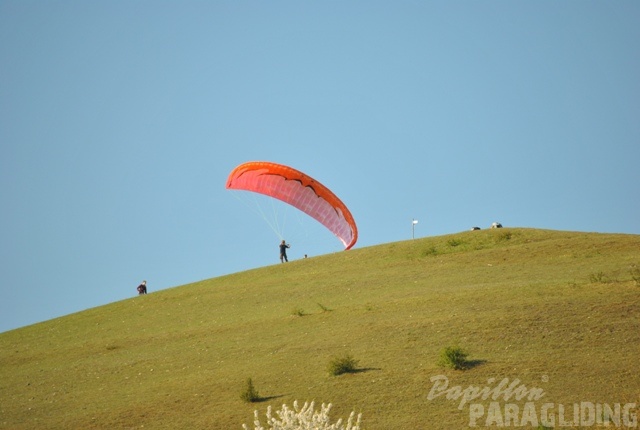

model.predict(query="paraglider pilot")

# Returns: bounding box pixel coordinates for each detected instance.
[279,240,290,263]
[137,280,147,295]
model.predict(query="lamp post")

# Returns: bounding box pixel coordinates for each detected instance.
[412,219,418,239]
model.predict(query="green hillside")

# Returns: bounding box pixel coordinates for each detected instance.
[1,228,639,429]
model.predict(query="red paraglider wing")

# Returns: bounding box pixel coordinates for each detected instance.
[226,161,358,250]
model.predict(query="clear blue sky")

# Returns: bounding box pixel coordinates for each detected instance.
[2,1,639,333]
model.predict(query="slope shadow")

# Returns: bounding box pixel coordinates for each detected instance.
[344,367,382,375]
[463,359,487,370]
[253,394,286,403]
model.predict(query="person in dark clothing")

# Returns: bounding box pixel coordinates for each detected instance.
[137,280,147,295]
[279,240,290,263]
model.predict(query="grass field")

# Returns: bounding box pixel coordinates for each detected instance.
[1,228,639,429]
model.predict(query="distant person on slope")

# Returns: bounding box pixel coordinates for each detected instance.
[137,280,147,295]
[279,240,290,263]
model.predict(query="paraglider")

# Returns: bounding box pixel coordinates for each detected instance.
[226,161,358,250]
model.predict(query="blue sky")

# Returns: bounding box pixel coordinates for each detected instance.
[1,1,639,333]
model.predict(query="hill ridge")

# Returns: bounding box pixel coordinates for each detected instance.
[1,228,639,429]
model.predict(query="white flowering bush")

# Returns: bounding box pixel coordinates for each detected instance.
[242,400,362,430]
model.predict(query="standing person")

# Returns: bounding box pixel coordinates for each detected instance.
[137,280,147,295]
[279,240,290,263]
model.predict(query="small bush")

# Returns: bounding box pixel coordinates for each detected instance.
[422,246,438,256]
[448,239,463,247]
[630,264,640,286]
[589,271,607,283]
[243,400,362,430]
[493,231,513,243]
[328,354,359,376]
[291,308,306,317]
[240,378,261,403]
[317,303,331,312]
[438,346,469,370]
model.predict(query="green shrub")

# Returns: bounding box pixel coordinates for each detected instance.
[589,271,607,283]
[493,231,513,243]
[438,346,469,370]
[317,303,331,312]
[240,378,261,403]
[291,308,306,317]
[328,354,359,376]
[631,264,640,286]
[421,246,438,256]
[500,232,513,241]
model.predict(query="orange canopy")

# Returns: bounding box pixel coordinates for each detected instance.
[226,161,357,250]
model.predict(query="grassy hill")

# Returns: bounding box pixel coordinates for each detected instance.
[1,228,639,429]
